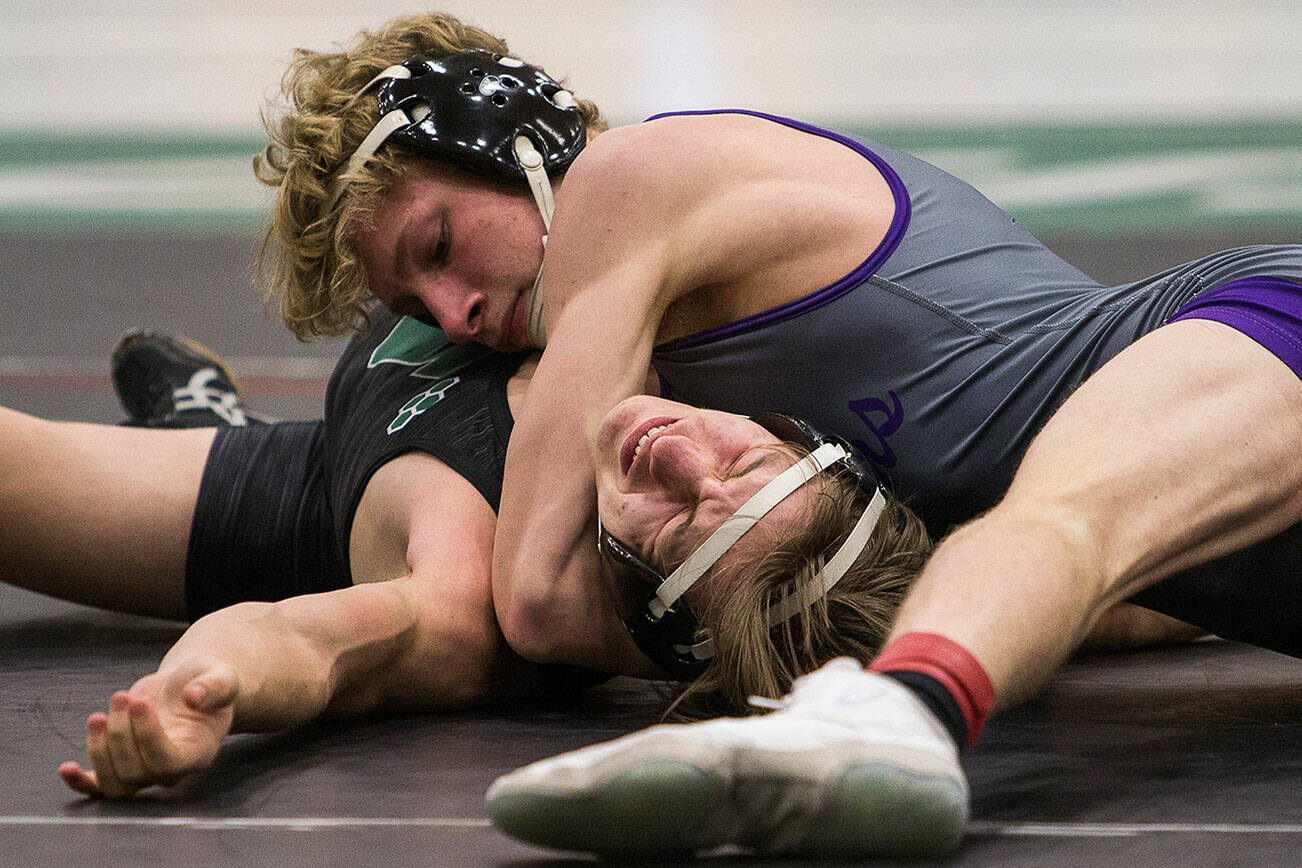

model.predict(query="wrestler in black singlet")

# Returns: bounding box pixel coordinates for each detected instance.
[185,311,525,619]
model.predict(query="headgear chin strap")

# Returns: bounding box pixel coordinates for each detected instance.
[635,441,888,676]
[649,442,850,618]
[324,50,584,229]
[686,486,886,661]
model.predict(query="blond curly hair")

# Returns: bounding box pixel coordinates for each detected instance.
[254,13,606,340]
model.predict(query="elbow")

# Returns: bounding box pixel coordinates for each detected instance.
[492,555,558,663]
[492,540,604,666]
[496,591,568,665]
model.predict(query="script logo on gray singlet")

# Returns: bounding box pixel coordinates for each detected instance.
[847,390,903,468]
[368,316,495,434]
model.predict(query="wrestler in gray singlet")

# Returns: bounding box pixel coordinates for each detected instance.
[650,110,1302,654]
[653,110,1301,530]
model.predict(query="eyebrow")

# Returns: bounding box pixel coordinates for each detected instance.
[657,448,789,568]
[395,217,415,282]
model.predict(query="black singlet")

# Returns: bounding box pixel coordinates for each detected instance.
[185,311,525,616]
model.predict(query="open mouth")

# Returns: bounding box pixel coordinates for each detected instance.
[620,416,677,476]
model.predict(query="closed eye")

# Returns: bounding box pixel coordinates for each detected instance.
[432,216,450,267]
[653,446,787,570]
[726,445,778,480]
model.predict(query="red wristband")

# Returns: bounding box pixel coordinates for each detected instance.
[869,631,996,745]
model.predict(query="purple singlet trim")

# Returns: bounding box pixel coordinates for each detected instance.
[647,109,912,352]
[1169,276,1302,380]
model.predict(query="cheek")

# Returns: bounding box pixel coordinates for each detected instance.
[495,207,545,263]
[459,230,536,282]
[605,498,670,555]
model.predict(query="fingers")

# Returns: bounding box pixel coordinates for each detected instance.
[84,702,139,799]
[58,761,101,797]
[81,692,180,798]
[103,693,148,783]
[69,666,236,799]
[128,699,187,786]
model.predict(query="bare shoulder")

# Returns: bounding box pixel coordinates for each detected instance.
[550,112,895,327]
[349,451,496,585]
[560,114,776,207]
[551,114,863,290]
[554,120,710,229]
[567,112,890,195]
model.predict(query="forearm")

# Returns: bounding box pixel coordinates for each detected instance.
[494,282,662,643]
[160,587,417,732]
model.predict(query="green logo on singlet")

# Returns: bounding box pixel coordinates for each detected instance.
[368,316,495,434]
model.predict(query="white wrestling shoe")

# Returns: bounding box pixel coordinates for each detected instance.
[486,658,968,859]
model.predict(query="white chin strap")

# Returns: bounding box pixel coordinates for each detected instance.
[645,442,889,663]
[323,62,559,348]
[686,486,885,662]
[515,135,551,348]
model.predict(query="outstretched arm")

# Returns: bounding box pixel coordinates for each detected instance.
[61,451,527,798]
[59,579,451,798]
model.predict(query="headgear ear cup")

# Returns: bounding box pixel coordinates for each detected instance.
[377,50,586,185]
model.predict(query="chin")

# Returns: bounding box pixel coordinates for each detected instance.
[613,394,684,418]
[600,395,651,433]
[593,402,635,475]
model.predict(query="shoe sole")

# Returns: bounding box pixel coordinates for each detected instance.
[795,760,968,858]
[488,757,965,860]
[488,760,718,859]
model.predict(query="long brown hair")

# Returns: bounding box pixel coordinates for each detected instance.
[669,466,932,719]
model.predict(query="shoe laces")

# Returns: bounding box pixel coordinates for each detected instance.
[745,694,788,712]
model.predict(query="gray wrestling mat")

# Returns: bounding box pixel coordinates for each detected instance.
[2,231,1300,865]
[3,582,1300,866]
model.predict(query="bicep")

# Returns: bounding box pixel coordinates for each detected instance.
[1003,318,1302,599]
[341,452,506,711]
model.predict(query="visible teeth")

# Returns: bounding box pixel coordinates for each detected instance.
[633,425,667,460]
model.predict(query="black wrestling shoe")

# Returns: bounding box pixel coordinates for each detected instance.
[111,329,253,428]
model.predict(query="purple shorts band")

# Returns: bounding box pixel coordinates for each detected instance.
[1168,276,1302,380]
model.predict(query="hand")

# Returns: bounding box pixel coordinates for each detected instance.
[59,659,239,799]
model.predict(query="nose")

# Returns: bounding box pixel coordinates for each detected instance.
[648,436,725,503]
[416,280,485,344]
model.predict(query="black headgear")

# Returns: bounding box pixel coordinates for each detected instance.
[375,50,587,184]
[326,49,586,222]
